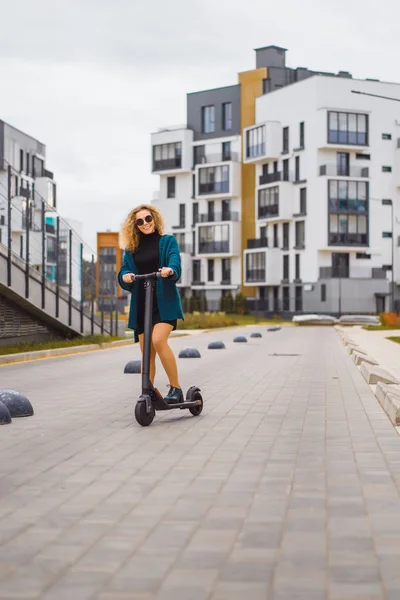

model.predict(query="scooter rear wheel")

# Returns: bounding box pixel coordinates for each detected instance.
[189,391,203,417]
[135,401,155,426]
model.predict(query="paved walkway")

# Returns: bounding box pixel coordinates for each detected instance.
[338,326,400,382]
[1,326,400,599]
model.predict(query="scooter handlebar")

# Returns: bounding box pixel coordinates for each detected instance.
[131,272,162,281]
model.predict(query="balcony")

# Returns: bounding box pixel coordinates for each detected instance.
[328,233,368,246]
[259,172,281,186]
[247,238,268,249]
[320,165,369,178]
[196,163,240,199]
[243,121,282,164]
[151,127,193,173]
[199,212,239,223]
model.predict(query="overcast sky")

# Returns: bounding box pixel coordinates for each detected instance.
[0,0,399,250]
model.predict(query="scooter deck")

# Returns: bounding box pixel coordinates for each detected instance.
[152,399,202,411]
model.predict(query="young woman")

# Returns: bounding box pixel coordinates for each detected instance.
[118,204,184,404]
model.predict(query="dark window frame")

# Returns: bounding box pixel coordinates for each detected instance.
[328,111,369,146]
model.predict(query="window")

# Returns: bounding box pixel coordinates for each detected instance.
[222,103,232,131]
[383,232,392,238]
[26,152,30,176]
[295,254,300,280]
[222,258,231,283]
[198,224,229,253]
[356,153,370,160]
[20,149,24,172]
[382,166,392,172]
[153,142,182,171]
[382,133,392,140]
[208,259,215,281]
[273,287,279,311]
[194,145,205,166]
[283,255,289,280]
[246,252,266,282]
[179,204,185,228]
[328,111,368,145]
[33,156,44,178]
[295,286,303,311]
[258,186,279,218]
[282,287,290,311]
[198,166,229,195]
[356,253,371,259]
[221,199,231,221]
[283,159,289,181]
[300,188,307,214]
[167,176,175,198]
[328,180,368,213]
[202,105,215,133]
[337,152,350,176]
[192,260,201,283]
[273,224,278,248]
[192,202,199,226]
[282,223,289,249]
[299,122,305,148]
[321,284,326,302]
[283,127,289,154]
[192,174,196,198]
[295,221,305,248]
[246,125,265,158]
[222,141,231,161]
[0,215,5,226]
[295,156,300,182]
[329,214,368,245]
[207,200,215,222]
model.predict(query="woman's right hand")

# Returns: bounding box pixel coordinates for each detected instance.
[122,273,135,283]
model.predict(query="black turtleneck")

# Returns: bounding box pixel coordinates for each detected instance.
[134,231,161,315]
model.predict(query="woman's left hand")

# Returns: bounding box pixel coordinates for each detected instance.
[159,267,174,278]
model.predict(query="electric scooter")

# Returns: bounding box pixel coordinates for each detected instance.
[132,272,203,427]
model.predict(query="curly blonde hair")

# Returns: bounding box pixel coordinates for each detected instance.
[119,204,166,252]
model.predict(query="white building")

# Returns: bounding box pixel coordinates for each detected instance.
[151,45,400,314]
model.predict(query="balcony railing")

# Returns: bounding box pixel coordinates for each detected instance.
[246,269,266,282]
[328,232,368,246]
[194,152,238,166]
[259,172,281,186]
[329,198,367,213]
[198,241,229,254]
[198,181,229,195]
[320,266,386,279]
[153,157,181,171]
[319,164,369,178]
[246,143,265,159]
[247,238,268,249]
[199,212,239,223]
[258,204,279,219]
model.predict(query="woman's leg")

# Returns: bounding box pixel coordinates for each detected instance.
[138,333,157,384]
[151,323,181,389]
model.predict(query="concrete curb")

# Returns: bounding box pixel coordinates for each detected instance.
[335,327,400,431]
[0,339,134,366]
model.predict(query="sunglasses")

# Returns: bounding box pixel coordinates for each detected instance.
[135,215,153,227]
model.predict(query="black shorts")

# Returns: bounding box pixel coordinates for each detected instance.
[136,307,177,337]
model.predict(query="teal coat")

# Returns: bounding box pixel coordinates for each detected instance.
[117,234,184,342]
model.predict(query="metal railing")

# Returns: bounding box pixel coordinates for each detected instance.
[259,172,281,185]
[152,157,181,171]
[247,238,268,249]
[198,241,229,254]
[199,212,239,223]
[258,204,279,218]
[319,164,369,178]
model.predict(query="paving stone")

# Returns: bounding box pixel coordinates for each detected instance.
[1,328,400,598]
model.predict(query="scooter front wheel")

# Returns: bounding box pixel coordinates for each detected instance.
[135,401,155,426]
